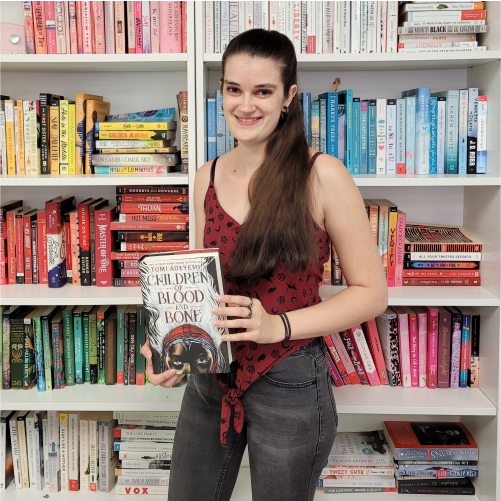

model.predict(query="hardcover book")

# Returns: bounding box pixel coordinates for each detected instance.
[138,249,234,374]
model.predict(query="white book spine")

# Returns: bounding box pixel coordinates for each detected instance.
[42,417,49,488]
[386,1,398,53]
[380,1,387,53]
[99,420,118,493]
[245,1,253,31]
[367,1,377,53]
[315,1,322,53]
[396,99,406,173]
[119,450,173,460]
[48,411,60,493]
[115,442,174,452]
[436,98,446,174]
[17,417,29,489]
[117,468,171,477]
[253,1,262,29]
[121,459,171,468]
[116,485,169,494]
[214,1,221,53]
[341,1,350,53]
[402,2,482,12]
[80,419,89,491]
[351,0,360,53]
[403,19,486,26]
[360,1,368,53]
[26,414,37,489]
[22,101,31,176]
[126,1,135,52]
[398,33,476,42]
[269,1,278,31]
[399,46,486,53]
[277,1,285,34]
[105,1,116,54]
[68,413,80,491]
[301,1,307,53]
[205,1,214,53]
[89,420,99,492]
[238,1,245,34]
[117,429,176,441]
[117,476,169,485]
[323,2,333,54]
[221,1,230,50]
[293,1,301,52]
[229,2,239,40]
[0,418,7,489]
[376,98,386,174]
[60,414,68,491]
[306,1,315,52]
[386,100,396,175]
[262,0,269,30]
[9,415,22,489]
[333,1,341,53]
[33,413,44,491]
[477,96,487,174]
[285,1,294,42]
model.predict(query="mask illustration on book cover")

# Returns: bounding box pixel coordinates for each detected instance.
[139,253,231,375]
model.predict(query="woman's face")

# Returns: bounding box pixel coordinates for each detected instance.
[222,54,296,146]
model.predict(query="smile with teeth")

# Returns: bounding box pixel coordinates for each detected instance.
[236,116,262,124]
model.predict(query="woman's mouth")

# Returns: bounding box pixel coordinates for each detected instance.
[235,116,262,126]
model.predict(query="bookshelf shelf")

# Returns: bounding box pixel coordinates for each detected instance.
[2,379,494,416]
[0,173,189,187]
[2,284,499,306]
[0,53,188,73]
[351,173,501,187]
[204,51,501,71]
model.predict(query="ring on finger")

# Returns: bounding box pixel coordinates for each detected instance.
[248,298,254,308]
[245,305,253,319]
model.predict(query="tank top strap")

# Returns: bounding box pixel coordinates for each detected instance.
[309,151,323,167]
[210,156,220,184]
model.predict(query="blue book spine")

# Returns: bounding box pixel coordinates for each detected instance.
[477,96,487,173]
[207,98,217,161]
[319,92,339,158]
[368,100,377,174]
[405,96,416,174]
[319,98,327,154]
[467,88,478,174]
[216,90,225,157]
[459,312,470,388]
[386,99,396,175]
[337,104,346,164]
[74,314,83,385]
[396,99,406,174]
[458,89,469,175]
[415,88,431,175]
[345,90,353,172]
[360,101,368,174]
[311,101,320,150]
[301,93,312,146]
[430,97,438,175]
[225,121,234,153]
[34,317,45,392]
[432,90,459,174]
[352,98,361,174]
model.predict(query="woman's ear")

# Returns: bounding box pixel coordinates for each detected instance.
[284,84,298,108]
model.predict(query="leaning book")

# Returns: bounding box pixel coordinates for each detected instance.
[138,249,234,375]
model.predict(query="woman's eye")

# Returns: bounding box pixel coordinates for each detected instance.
[258,90,271,96]
[227,87,239,93]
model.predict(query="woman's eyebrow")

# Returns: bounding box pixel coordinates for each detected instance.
[223,80,277,90]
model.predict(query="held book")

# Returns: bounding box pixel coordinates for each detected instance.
[138,249,234,375]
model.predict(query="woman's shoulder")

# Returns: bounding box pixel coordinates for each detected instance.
[310,148,353,189]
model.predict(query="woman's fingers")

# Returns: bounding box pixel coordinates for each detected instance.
[140,338,152,359]
[147,368,178,387]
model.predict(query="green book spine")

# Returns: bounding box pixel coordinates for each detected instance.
[33,316,45,391]
[97,317,105,385]
[51,315,66,389]
[117,307,125,384]
[83,312,91,383]
[42,316,53,391]
[136,306,145,386]
[73,313,84,384]
[62,308,75,386]
[22,319,35,389]
[10,318,25,389]
[2,312,10,389]
[105,313,117,385]
[89,311,98,384]
[128,310,136,385]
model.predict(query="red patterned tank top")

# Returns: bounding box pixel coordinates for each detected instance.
[203,152,331,447]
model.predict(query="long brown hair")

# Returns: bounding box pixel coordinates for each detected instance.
[221,29,317,286]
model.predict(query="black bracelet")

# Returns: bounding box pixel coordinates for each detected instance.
[278,312,291,342]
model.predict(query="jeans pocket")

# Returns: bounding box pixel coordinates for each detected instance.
[262,351,317,388]
[326,367,339,428]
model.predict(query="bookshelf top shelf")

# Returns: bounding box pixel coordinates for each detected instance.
[1,285,498,307]
[0,53,189,73]
[204,51,501,71]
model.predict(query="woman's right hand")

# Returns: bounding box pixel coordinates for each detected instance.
[141,339,186,388]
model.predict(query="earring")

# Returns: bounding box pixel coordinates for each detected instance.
[280,105,289,123]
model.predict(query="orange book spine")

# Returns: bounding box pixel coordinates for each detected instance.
[23,1,36,54]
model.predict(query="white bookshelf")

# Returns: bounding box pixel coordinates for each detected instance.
[1,1,501,500]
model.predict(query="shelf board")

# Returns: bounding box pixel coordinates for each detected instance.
[204,51,501,71]
[3,379,495,416]
[0,173,189,187]
[0,53,188,72]
[351,173,501,187]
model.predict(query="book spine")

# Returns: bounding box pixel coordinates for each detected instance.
[17,416,30,488]
[15,215,25,284]
[49,100,60,175]
[104,1,115,53]
[16,102,25,175]
[25,415,37,489]
[394,211,405,287]
[397,312,411,387]
[79,419,89,490]
[114,429,175,441]
[340,1,350,53]
[48,411,60,492]
[150,1,160,53]
[22,318,35,390]
[467,88,478,174]
[468,312,480,387]
[83,314,91,382]
[62,310,75,386]
[416,311,428,387]
[386,1,398,52]
[95,208,116,287]
[401,2,484,11]
[142,1,151,53]
[405,96,416,174]
[55,1,66,53]
[350,326,381,385]
[105,317,117,385]
[4,101,16,175]
[368,100,376,173]
[128,311,136,384]
[459,312,470,388]
[37,212,48,284]
[89,313,98,384]
[429,97,438,174]
[213,1,220,53]
[415,88,431,174]
[59,101,69,174]
[23,1,37,53]
[405,10,486,21]
[59,414,68,491]
[89,420,98,491]
[33,2,48,54]
[33,317,45,391]
[93,1,105,54]
[127,1,136,53]
[10,416,22,488]
[376,98,386,174]
[76,1,83,53]
[46,201,67,288]
[115,1,126,53]
[117,308,125,384]
[51,319,65,389]
[78,203,91,286]
[68,1,78,54]
[69,210,79,285]
[324,335,351,384]
[340,330,369,384]
[216,90,225,156]
[124,311,129,385]
[351,1,360,53]
[205,1,214,53]
[42,315,53,391]
[427,308,438,389]
[300,1,306,53]
[387,207,397,287]
[42,417,49,487]
[409,313,419,387]
[351,99,360,174]
[436,97,446,174]
[68,413,80,491]
[450,311,462,389]
[207,98,217,161]
[136,306,145,385]
[476,95,487,173]
[97,314,105,384]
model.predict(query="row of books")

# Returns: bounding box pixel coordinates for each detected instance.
[204,1,490,55]
[324,305,480,389]
[0,94,187,176]
[21,1,187,55]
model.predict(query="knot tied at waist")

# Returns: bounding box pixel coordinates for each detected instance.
[220,387,244,447]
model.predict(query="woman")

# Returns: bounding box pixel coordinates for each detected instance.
[141,29,387,501]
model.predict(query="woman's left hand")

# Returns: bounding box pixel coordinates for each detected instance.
[213,295,284,344]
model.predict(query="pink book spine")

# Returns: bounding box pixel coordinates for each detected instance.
[81,1,93,54]
[326,354,344,387]
[160,1,182,53]
[104,1,115,54]
[394,211,406,287]
[45,1,57,54]
[330,332,360,384]
[32,1,48,54]
[68,1,78,54]
[23,1,36,54]
[76,0,83,53]
[54,1,66,53]
[93,1,105,54]
[127,1,136,53]
[121,268,139,277]
[341,330,369,385]
[142,1,151,53]
[65,1,71,54]
[416,310,428,387]
[349,326,381,386]
[324,335,351,385]
[396,310,411,387]
[150,2,160,53]
[425,307,438,389]
[159,2,169,53]
[181,1,187,53]
[115,1,126,54]
[362,319,389,385]
[408,311,419,387]
[135,1,143,53]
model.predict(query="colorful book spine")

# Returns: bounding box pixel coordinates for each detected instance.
[352,98,361,174]
[32,1,48,54]
[426,306,439,389]
[343,90,353,171]
[135,306,145,386]
[319,98,327,154]
[215,90,225,157]
[134,1,143,53]
[459,309,470,388]
[115,1,126,54]
[68,103,76,175]
[82,309,91,383]
[360,101,368,174]
[59,100,69,174]
[468,309,480,388]
[51,314,65,390]
[449,308,462,389]
[142,1,151,53]
[41,310,54,392]
[23,1,36,54]
[93,1,105,54]
[414,308,428,388]
[330,332,360,384]
[127,1,136,53]
[340,330,369,385]
[117,306,126,384]
[54,1,66,53]
[429,97,438,174]
[458,90,469,174]
[395,99,406,174]
[407,308,419,387]
[368,99,377,173]
[45,200,68,288]
[467,88,478,174]
[301,92,312,146]
[394,307,411,388]
[49,97,60,175]
[207,98,216,161]
[48,411,60,492]
[95,206,117,287]
[150,2,160,53]
[437,307,451,388]
[386,99,396,175]
[73,309,84,385]
[405,96,416,174]
[432,90,459,174]
[311,101,320,151]
[318,92,338,158]
[62,307,75,386]
[376,98,386,174]
[394,210,406,287]
[68,1,78,54]
[476,96,487,174]
[104,1,115,54]
[436,96,446,174]
[349,327,380,386]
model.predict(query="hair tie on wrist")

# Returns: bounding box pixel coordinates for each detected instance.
[278,312,291,342]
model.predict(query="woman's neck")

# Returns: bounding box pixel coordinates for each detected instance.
[232,141,267,178]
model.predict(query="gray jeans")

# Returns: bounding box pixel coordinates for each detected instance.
[168,340,338,501]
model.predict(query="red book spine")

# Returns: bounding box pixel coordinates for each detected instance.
[121,269,139,277]
[70,211,79,286]
[323,335,351,384]
[24,214,33,284]
[44,1,57,54]
[113,278,141,287]
[362,318,390,385]
[78,203,92,286]
[403,277,481,286]
[32,1,48,54]
[118,213,189,223]
[181,1,187,53]
[118,260,138,269]
[120,242,189,252]
[135,1,143,53]
[340,330,369,384]
[23,1,36,54]
[82,1,93,54]
[31,219,38,284]
[117,195,189,203]
[326,354,345,387]
[118,202,189,214]
[7,211,17,284]
[0,238,6,285]
[37,211,48,284]
[65,217,72,284]
[93,1,105,54]
[15,215,25,284]
[95,207,117,287]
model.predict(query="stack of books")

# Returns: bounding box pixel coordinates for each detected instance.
[398,2,489,52]
[21,2,187,55]
[384,421,478,495]
[114,412,177,495]
[320,431,396,493]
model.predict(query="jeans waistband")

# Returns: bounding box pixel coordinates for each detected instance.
[297,337,321,350]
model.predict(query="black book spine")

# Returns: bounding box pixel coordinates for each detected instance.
[467,312,481,387]
[39,94,51,174]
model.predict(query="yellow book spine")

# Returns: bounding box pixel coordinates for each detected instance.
[97,148,176,154]
[29,103,39,175]
[75,93,103,175]
[60,101,69,175]
[23,101,32,176]
[50,103,60,175]
[96,122,174,131]
[68,103,76,175]
[16,101,25,175]
[5,101,16,175]
[85,100,110,174]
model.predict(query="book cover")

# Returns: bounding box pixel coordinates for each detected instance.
[447,307,462,389]
[425,306,439,389]
[430,97,438,174]
[376,307,401,386]
[392,306,411,388]
[476,95,487,173]
[138,249,234,374]
[412,307,428,387]
[348,325,381,386]
[340,330,369,384]
[466,87,478,174]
